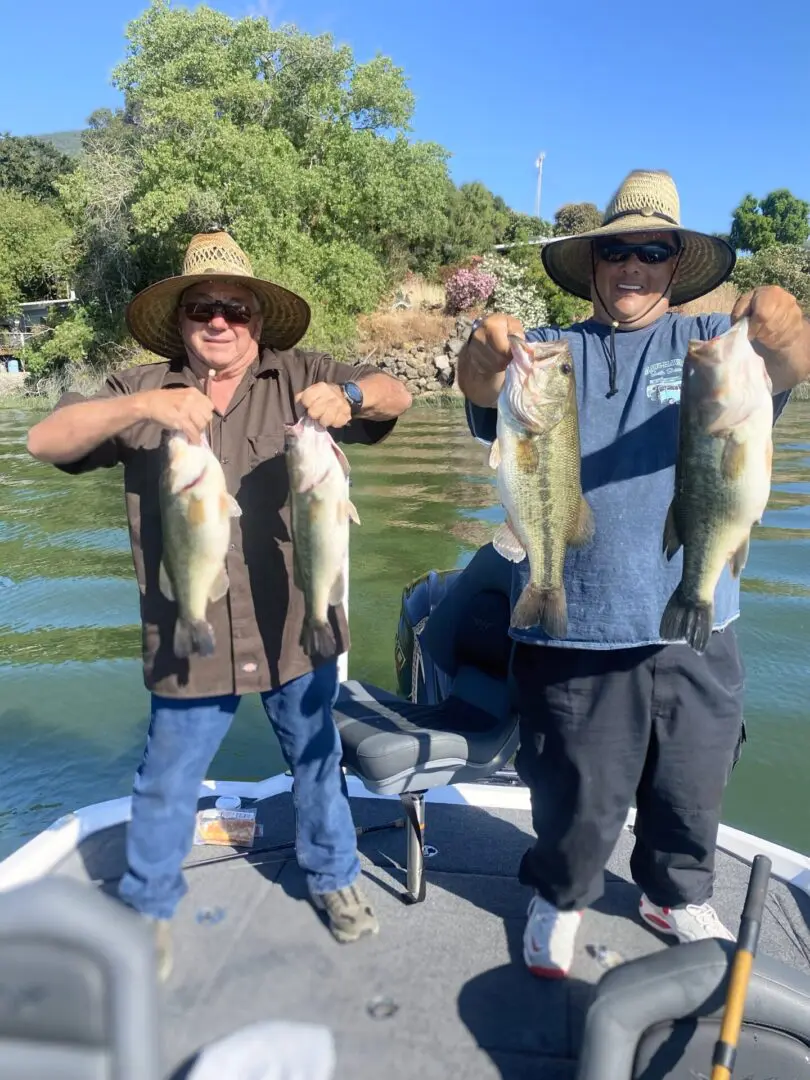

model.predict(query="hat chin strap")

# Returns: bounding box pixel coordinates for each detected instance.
[590,245,683,400]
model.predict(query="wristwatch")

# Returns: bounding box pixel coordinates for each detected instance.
[341,381,363,415]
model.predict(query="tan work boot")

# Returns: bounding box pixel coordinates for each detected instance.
[311,882,379,944]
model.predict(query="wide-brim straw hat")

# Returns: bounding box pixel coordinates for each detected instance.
[541,170,736,307]
[126,228,311,359]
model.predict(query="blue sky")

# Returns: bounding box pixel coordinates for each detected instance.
[3,0,808,236]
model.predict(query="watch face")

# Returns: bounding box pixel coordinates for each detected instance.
[343,382,363,406]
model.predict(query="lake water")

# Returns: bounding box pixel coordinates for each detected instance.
[1,401,809,861]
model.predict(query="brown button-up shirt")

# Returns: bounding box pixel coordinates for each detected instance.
[54,348,395,699]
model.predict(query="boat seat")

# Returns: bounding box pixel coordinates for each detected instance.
[336,549,519,902]
[0,875,161,1080]
[576,937,810,1080]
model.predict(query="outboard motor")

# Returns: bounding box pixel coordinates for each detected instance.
[394,542,514,708]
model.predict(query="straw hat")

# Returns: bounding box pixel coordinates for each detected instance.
[541,170,735,307]
[126,228,311,359]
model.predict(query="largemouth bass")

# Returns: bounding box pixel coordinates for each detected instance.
[158,430,242,658]
[489,335,594,637]
[660,317,774,653]
[285,416,360,657]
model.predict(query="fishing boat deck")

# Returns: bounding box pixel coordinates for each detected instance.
[48,786,810,1079]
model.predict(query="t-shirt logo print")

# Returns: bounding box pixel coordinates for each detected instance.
[645,357,684,405]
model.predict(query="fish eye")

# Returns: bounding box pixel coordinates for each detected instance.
[560,362,572,375]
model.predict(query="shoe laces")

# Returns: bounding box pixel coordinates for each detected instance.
[683,902,726,933]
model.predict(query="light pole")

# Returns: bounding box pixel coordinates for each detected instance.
[534,151,546,219]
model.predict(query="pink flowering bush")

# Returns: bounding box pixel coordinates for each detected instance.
[444,266,497,314]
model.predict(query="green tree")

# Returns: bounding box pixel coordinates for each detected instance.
[0,134,76,202]
[101,0,454,350]
[553,202,602,237]
[0,190,75,315]
[729,189,810,253]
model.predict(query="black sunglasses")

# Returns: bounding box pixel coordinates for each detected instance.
[595,240,680,265]
[181,300,256,325]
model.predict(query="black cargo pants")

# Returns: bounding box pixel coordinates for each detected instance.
[510,627,745,911]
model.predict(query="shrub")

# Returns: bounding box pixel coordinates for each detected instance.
[444,266,497,315]
[480,253,548,328]
[731,244,810,312]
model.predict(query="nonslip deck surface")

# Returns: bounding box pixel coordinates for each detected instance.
[53,790,810,1079]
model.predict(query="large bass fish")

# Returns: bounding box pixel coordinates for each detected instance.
[159,430,242,658]
[285,415,360,657]
[660,317,774,653]
[489,335,594,637]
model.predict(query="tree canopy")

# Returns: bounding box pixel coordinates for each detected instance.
[729,189,810,253]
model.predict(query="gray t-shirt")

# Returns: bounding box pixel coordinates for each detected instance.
[466,312,791,650]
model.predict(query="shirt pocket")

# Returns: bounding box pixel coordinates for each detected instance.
[247,433,285,470]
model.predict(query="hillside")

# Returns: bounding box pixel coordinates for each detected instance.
[33,130,84,158]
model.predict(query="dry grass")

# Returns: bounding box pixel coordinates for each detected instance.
[673,282,739,317]
[357,309,454,353]
[392,275,446,311]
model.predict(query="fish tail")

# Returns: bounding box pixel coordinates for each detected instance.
[174,618,216,659]
[511,583,567,638]
[659,589,712,653]
[300,618,336,658]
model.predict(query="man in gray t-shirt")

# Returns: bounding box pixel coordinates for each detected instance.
[458,169,810,979]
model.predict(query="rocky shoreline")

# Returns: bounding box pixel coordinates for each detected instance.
[360,315,473,399]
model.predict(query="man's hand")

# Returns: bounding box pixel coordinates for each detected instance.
[139,387,214,443]
[456,314,525,407]
[731,285,810,394]
[732,285,805,357]
[295,383,352,428]
[467,314,526,376]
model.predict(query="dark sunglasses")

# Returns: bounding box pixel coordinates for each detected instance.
[181,300,256,325]
[595,240,680,265]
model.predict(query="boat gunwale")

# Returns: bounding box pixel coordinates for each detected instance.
[2,771,809,900]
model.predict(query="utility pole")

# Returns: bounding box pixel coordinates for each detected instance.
[534,151,546,219]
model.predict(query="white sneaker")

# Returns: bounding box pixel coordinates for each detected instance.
[523,893,583,978]
[639,894,735,943]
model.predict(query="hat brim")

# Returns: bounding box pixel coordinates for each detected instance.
[541,217,736,307]
[125,272,311,360]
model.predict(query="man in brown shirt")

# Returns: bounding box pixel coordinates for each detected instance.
[27,229,412,974]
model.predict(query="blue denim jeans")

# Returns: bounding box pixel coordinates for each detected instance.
[118,660,360,919]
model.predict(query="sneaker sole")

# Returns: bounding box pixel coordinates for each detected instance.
[526,963,569,979]
[639,907,684,942]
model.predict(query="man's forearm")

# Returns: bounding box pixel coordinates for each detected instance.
[456,343,505,407]
[27,395,146,465]
[355,372,412,420]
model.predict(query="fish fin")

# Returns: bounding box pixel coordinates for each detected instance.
[346,499,361,525]
[174,618,216,659]
[721,437,747,481]
[300,618,336,658]
[493,518,526,563]
[331,440,351,478]
[659,589,712,653]
[662,502,681,560]
[569,497,594,547]
[208,567,230,603]
[329,570,346,607]
[159,561,175,601]
[511,583,567,638]
[222,492,242,518]
[488,439,501,469]
[729,536,750,578]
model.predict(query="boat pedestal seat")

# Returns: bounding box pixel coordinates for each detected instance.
[576,937,810,1080]
[336,565,519,902]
